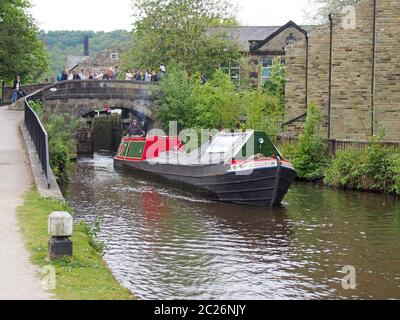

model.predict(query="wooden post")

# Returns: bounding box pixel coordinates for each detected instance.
[48,211,73,260]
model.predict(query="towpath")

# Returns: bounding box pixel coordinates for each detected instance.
[0,107,52,300]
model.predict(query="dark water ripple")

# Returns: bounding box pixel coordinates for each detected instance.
[63,154,400,300]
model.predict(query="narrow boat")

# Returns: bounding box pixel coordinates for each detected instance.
[114,130,296,207]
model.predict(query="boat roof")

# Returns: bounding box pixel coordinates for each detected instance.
[149,131,256,166]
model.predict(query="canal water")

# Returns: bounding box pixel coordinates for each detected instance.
[63,153,400,300]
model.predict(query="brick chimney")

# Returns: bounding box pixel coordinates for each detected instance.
[84,36,89,56]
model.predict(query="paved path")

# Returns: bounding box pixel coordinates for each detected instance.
[0,108,52,300]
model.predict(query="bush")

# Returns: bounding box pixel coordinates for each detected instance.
[44,113,85,184]
[292,103,330,180]
[390,152,400,196]
[277,140,297,161]
[156,66,197,131]
[324,138,399,193]
[192,70,240,129]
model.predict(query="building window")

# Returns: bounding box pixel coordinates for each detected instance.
[261,58,273,85]
[286,33,296,45]
[111,53,118,60]
[261,57,285,85]
[220,62,240,84]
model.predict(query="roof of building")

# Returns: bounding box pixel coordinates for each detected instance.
[67,55,90,71]
[250,21,309,52]
[210,23,315,52]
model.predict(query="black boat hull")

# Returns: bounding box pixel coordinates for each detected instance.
[114,159,296,207]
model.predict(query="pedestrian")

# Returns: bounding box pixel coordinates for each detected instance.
[57,72,62,81]
[61,70,68,81]
[11,75,21,103]
[125,69,133,80]
[135,68,143,81]
[108,68,114,79]
[160,63,166,73]
[73,71,81,80]
[151,71,159,82]
[79,69,86,80]
[113,66,119,79]
[144,69,152,82]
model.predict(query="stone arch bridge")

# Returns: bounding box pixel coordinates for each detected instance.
[24,80,159,122]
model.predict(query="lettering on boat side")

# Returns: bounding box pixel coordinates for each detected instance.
[154,304,247,318]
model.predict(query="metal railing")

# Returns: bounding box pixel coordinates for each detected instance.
[24,98,50,189]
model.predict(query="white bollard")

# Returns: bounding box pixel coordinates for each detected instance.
[48,211,73,260]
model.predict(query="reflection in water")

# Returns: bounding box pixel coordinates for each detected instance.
[63,154,400,300]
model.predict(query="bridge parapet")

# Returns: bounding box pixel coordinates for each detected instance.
[40,80,158,102]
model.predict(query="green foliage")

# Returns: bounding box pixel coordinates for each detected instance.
[157,68,242,131]
[277,140,298,162]
[38,30,130,78]
[122,0,240,76]
[390,153,400,196]
[84,219,106,255]
[17,191,134,300]
[156,67,197,131]
[192,70,240,129]
[241,59,286,139]
[45,114,85,184]
[292,103,330,180]
[0,0,50,83]
[157,64,287,139]
[324,138,399,193]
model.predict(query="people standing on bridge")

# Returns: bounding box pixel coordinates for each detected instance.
[73,71,81,80]
[113,66,119,80]
[61,70,68,81]
[11,76,21,103]
[135,68,143,81]
[151,70,159,82]
[145,69,152,82]
[160,63,166,74]
[125,69,133,81]
[79,69,86,80]
[102,71,110,80]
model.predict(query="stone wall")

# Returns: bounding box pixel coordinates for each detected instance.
[307,24,330,118]
[1,83,50,105]
[330,0,374,140]
[284,38,307,135]
[374,0,400,142]
[284,0,400,142]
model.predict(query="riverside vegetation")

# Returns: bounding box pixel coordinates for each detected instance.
[279,103,400,196]
[17,191,134,300]
[29,100,85,184]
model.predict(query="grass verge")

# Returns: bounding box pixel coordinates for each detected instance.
[17,190,135,300]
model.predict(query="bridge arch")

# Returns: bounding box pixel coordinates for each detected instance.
[31,80,159,122]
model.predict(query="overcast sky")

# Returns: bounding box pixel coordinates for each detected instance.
[30,0,310,32]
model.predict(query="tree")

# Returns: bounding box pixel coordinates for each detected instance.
[0,0,49,83]
[122,0,240,76]
[305,0,359,23]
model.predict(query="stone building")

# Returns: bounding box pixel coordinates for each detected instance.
[213,21,313,88]
[67,47,123,77]
[284,0,400,142]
